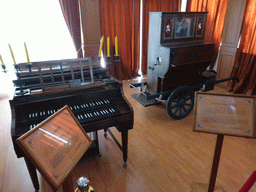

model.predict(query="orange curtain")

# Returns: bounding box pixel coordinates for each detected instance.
[187,0,228,68]
[99,0,140,80]
[228,0,256,95]
[141,0,180,74]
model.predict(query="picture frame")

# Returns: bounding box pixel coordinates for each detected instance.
[163,17,174,39]
[160,12,208,44]
[193,92,256,138]
[16,105,92,191]
[195,17,206,37]
[174,16,195,39]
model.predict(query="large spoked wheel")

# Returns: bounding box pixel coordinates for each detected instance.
[166,86,194,120]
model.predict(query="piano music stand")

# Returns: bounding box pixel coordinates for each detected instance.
[16,106,92,191]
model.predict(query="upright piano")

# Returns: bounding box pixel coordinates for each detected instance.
[9,57,133,191]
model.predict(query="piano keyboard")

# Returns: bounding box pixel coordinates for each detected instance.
[27,99,120,130]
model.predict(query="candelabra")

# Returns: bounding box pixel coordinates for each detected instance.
[14,64,29,95]
[114,55,120,78]
[26,63,32,72]
[1,64,7,73]
[98,55,119,82]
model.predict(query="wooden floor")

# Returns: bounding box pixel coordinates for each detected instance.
[1,77,256,192]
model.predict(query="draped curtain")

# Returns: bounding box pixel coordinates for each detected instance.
[186,0,228,68]
[59,0,83,58]
[141,0,180,74]
[228,0,256,95]
[99,0,140,80]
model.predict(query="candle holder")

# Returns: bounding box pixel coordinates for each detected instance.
[26,63,32,72]
[114,55,119,78]
[104,56,114,82]
[1,64,7,73]
[14,64,29,95]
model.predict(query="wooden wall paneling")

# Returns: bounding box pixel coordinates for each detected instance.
[216,0,246,88]
[80,0,101,58]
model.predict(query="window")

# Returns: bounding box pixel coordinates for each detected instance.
[0,0,77,95]
[0,0,76,66]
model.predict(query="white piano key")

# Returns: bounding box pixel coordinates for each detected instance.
[84,114,88,118]
[30,125,32,129]
[43,111,45,115]
[70,106,73,110]
[74,106,77,110]
[29,114,31,118]
[77,105,80,109]
[77,115,81,120]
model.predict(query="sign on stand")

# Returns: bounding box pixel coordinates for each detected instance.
[16,105,92,191]
[192,92,256,192]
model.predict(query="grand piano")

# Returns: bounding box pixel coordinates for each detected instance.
[9,57,133,191]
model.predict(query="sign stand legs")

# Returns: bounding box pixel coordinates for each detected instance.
[208,134,224,192]
[24,156,40,192]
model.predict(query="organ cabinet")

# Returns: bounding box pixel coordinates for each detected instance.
[146,12,214,95]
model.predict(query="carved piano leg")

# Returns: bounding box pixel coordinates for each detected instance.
[24,156,40,192]
[121,130,128,168]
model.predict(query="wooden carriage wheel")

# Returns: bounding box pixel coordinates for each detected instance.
[166,86,194,120]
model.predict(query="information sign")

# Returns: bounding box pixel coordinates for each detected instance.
[193,92,256,138]
[16,105,92,190]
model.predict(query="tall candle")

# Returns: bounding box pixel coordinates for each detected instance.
[107,37,110,56]
[115,36,118,56]
[0,55,4,65]
[9,44,16,65]
[99,36,104,57]
[24,42,30,64]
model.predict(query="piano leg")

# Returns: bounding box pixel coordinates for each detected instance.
[24,156,40,192]
[105,128,129,168]
[121,130,128,168]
